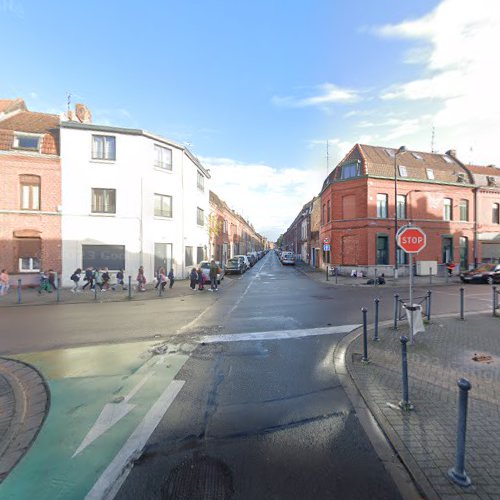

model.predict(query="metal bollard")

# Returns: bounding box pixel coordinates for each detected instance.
[448,378,472,487]
[399,336,414,411]
[158,279,163,297]
[326,265,329,281]
[56,272,60,303]
[460,287,465,321]
[94,282,97,301]
[374,268,378,287]
[17,279,22,304]
[426,290,432,321]
[373,298,380,341]
[429,268,433,285]
[393,293,399,330]
[128,276,132,299]
[493,285,497,317]
[362,307,369,363]
[335,267,338,284]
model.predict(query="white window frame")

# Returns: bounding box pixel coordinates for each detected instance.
[19,257,40,273]
[426,168,435,180]
[154,144,172,171]
[398,165,408,177]
[91,188,116,214]
[154,193,173,218]
[443,198,452,221]
[14,133,41,151]
[197,171,205,191]
[92,135,116,161]
[377,194,388,218]
[396,194,406,219]
[197,207,204,226]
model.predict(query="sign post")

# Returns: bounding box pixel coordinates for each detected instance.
[396,224,427,344]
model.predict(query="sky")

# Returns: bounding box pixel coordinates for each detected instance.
[2,0,499,240]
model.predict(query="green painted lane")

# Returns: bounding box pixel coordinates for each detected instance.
[0,341,191,500]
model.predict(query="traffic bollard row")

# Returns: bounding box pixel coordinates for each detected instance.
[17,279,22,304]
[373,298,380,341]
[426,290,432,321]
[399,336,414,411]
[128,276,132,299]
[326,265,329,281]
[493,285,498,318]
[460,287,465,321]
[361,307,368,363]
[393,293,399,330]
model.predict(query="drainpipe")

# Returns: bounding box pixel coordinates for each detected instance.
[473,187,478,268]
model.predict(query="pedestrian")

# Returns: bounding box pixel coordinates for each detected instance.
[168,268,175,289]
[37,271,52,294]
[102,267,111,290]
[446,261,456,277]
[70,268,82,293]
[197,267,205,291]
[113,269,126,290]
[82,267,94,290]
[189,268,198,290]
[0,269,9,296]
[209,259,218,291]
[154,267,162,289]
[94,268,104,291]
[137,266,146,291]
[158,267,167,292]
[48,269,58,290]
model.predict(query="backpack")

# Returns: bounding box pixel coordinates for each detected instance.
[71,273,79,282]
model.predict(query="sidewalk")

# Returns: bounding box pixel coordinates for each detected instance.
[346,313,500,499]
[0,277,234,307]
[295,261,461,288]
[0,358,49,482]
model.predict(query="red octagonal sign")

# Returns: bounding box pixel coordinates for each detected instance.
[397,226,427,254]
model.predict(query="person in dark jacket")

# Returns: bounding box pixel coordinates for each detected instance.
[189,268,198,290]
[48,269,58,290]
[82,268,94,290]
[197,267,205,291]
[209,259,218,291]
[168,268,175,289]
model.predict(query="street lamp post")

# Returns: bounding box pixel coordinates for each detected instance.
[394,146,406,280]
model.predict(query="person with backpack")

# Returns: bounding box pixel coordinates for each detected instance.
[94,268,104,291]
[70,268,82,293]
[82,267,94,290]
[137,266,146,291]
[37,271,52,294]
[168,268,175,289]
[102,267,111,290]
[189,268,198,290]
[113,269,126,290]
[209,259,218,291]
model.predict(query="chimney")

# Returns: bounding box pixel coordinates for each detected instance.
[446,149,457,157]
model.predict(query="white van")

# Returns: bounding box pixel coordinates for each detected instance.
[281,252,295,265]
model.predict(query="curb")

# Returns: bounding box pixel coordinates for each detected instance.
[0,358,50,482]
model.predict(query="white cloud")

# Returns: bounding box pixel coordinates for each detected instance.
[373,0,500,164]
[272,83,361,109]
[200,156,325,240]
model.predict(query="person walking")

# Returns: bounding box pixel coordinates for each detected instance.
[168,268,175,289]
[48,269,58,291]
[158,267,167,293]
[37,271,52,294]
[70,268,82,293]
[189,268,198,290]
[209,259,218,291]
[94,268,104,291]
[113,269,126,290]
[197,267,205,291]
[0,269,9,296]
[102,267,111,290]
[82,267,94,290]
[137,266,146,291]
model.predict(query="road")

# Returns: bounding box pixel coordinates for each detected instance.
[0,252,493,499]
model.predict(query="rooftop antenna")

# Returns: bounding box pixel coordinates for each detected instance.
[431,126,435,153]
[469,146,473,165]
[326,140,330,175]
[66,92,71,115]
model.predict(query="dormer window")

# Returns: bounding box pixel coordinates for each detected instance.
[340,162,360,179]
[385,149,395,158]
[398,165,408,177]
[443,155,453,164]
[487,176,496,187]
[457,173,466,183]
[14,133,40,151]
[411,152,423,160]
[426,168,435,180]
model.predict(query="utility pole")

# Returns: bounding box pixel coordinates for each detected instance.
[66,92,71,115]
[326,140,330,176]
[431,126,435,153]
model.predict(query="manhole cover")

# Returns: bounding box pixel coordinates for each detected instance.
[163,456,233,500]
[472,353,493,364]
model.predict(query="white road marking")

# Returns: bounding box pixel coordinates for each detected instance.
[202,325,360,343]
[85,379,185,500]
[73,373,153,457]
[432,289,492,303]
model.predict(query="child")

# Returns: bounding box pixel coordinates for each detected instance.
[82,267,94,290]
[197,267,205,291]
[168,268,175,289]
[189,268,198,290]
[38,272,52,294]
[102,268,110,290]
[113,269,126,290]
[137,266,146,291]
[159,268,167,292]
[70,268,82,293]
[0,269,9,296]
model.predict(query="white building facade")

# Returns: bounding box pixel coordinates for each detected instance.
[60,121,210,286]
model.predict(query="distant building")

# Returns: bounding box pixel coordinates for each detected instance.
[0,98,61,284]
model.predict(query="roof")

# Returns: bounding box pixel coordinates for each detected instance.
[465,164,500,188]
[323,143,473,189]
[0,98,26,114]
[0,110,59,133]
[466,164,500,175]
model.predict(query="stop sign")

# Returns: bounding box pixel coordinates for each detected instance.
[397,226,426,253]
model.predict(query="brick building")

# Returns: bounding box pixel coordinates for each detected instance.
[0,99,61,284]
[319,144,500,274]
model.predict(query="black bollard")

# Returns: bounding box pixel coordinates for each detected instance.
[460,287,465,321]
[326,265,329,281]
[335,267,338,284]
[128,275,132,299]
[17,279,22,304]
[399,336,414,411]
[448,378,472,487]
[426,290,432,321]
[429,268,433,285]
[362,307,368,363]
[373,298,380,341]
[393,293,400,330]
[493,285,497,317]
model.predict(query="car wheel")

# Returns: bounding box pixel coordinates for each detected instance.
[487,276,494,285]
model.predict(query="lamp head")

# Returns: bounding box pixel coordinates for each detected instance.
[396,145,406,155]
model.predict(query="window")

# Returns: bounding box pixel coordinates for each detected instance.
[20,175,40,210]
[14,134,40,150]
[185,246,193,266]
[398,165,408,177]
[396,248,408,265]
[376,194,388,218]
[412,152,423,160]
[92,135,116,160]
[91,188,116,213]
[385,149,395,158]
[443,155,453,164]
[340,163,360,179]
[154,194,172,218]
[493,203,500,224]
[396,195,406,219]
[459,199,469,221]
[327,200,331,222]
[322,204,326,224]
[197,207,204,226]
[426,168,435,180]
[459,237,468,270]
[197,171,205,191]
[197,246,204,264]
[442,236,453,263]
[154,243,173,273]
[19,257,41,272]
[17,238,41,272]
[443,198,452,221]
[154,145,172,170]
[376,235,389,265]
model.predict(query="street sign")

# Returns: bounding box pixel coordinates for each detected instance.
[397,226,426,254]
[323,244,330,251]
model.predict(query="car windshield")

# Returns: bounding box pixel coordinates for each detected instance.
[228,259,239,264]
[476,264,495,272]
[200,263,210,269]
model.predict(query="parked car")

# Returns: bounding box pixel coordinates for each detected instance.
[198,261,224,284]
[281,251,295,265]
[225,257,244,275]
[460,263,500,284]
[247,253,257,266]
[234,255,251,271]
